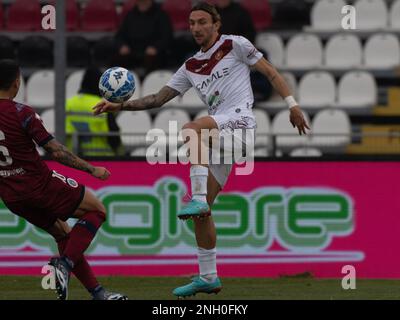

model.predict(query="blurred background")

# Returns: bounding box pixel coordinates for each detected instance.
[0,0,399,159]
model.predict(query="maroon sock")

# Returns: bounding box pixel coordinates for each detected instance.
[63,210,105,266]
[57,234,99,291]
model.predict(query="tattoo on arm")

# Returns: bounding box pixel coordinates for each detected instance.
[121,86,180,111]
[43,139,94,174]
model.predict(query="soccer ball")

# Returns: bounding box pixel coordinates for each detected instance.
[99,67,136,103]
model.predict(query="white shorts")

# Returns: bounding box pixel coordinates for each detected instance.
[208,113,256,188]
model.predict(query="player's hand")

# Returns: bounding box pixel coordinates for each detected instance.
[91,167,111,180]
[93,99,122,115]
[290,106,310,136]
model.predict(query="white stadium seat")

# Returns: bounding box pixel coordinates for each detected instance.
[311,109,351,151]
[390,0,400,30]
[142,70,179,106]
[260,72,297,110]
[180,88,203,109]
[26,70,55,109]
[14,75,26,104]
[116,111,152,147]
[272,110,311,150]
[325,34,363,69]
[255,33,285,67]
[286,34,323,69]
[290,148,323,157]
[298,71,336,110]
[354,0,388,30]
[194,110,209,120]
[66,70,84,99]
[310,0,347,31]
[153,108,190,140]
[40,109,55,135]
[337,71,377,110]
[253,109,271,149]
[364,33,400,69]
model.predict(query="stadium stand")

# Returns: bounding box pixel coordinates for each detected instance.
[1,0,399,157]
[6,0,42,31]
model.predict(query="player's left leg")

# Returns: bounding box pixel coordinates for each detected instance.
[173,172,223,298]
[178,116,219,220]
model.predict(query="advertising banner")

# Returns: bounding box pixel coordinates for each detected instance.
[0,161,399,278]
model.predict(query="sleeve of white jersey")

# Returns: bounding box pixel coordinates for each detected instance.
[233,36,263,66]
[166,64,192,94]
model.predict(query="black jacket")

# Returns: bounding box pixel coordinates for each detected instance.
[116,3,173,58]
[217,3,256,43]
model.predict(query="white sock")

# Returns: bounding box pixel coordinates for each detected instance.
[190,165,208,203]
[198,247,217,282]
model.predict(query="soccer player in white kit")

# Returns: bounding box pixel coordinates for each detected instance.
[93,2,309,298]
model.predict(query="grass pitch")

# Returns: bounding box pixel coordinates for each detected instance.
[0,276,400,300]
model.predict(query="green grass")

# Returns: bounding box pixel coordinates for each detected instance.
[0,276,399,300]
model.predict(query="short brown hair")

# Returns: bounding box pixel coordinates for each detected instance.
[191,1,221,23]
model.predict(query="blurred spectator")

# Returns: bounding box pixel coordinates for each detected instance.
[215,0,256,43]
[115,0,173,73]
[66,67,125,157]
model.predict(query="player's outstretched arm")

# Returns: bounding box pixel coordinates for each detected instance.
[43,139,110,180]
[253,57,310,135]
[93,86,180,115]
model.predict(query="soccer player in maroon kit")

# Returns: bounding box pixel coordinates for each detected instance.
[0,60,127,300]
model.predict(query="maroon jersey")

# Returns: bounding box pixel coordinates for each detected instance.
[0,99,54,202]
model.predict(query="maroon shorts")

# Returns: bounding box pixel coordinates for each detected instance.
[4,171,85,230]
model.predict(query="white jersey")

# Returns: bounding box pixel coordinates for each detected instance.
[167,34,263,130]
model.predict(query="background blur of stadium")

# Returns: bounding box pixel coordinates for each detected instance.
[1,0,400,300]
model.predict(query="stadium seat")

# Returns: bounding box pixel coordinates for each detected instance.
[290,148,323,157]
[364,34,400,69]
[18,36,53,68]
[142,71,179,106]
[119,0,137,23]
[298,71,336,110]
[40,109,55,135]
[66,70,85,99]
[15,75,26,104]
[180,88,203,109]
[311,109,351,151]
[48,0,80,31]
[6,0,41,31]
[26,70,55,109]
[117,111,152,148]
[194,110,209,120]
[253,109,271,149]
[272,110,311,150]
[67,36,91,68]
[127,70,141,101]
[82,0,118,31]
[162,0,191,31]
[325,34,363,69]
[153,109,190,134]
[0,2,3,30]
[286,34,323,69]
[336,71,377,111]
[130,148,147,157]
[255,33,285,67]
[390,0,400,30]
[240,0,272,31]
[0,36,15,60]
[354,0,388,30]
[309,0,347,31]
[260,72,297,110]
